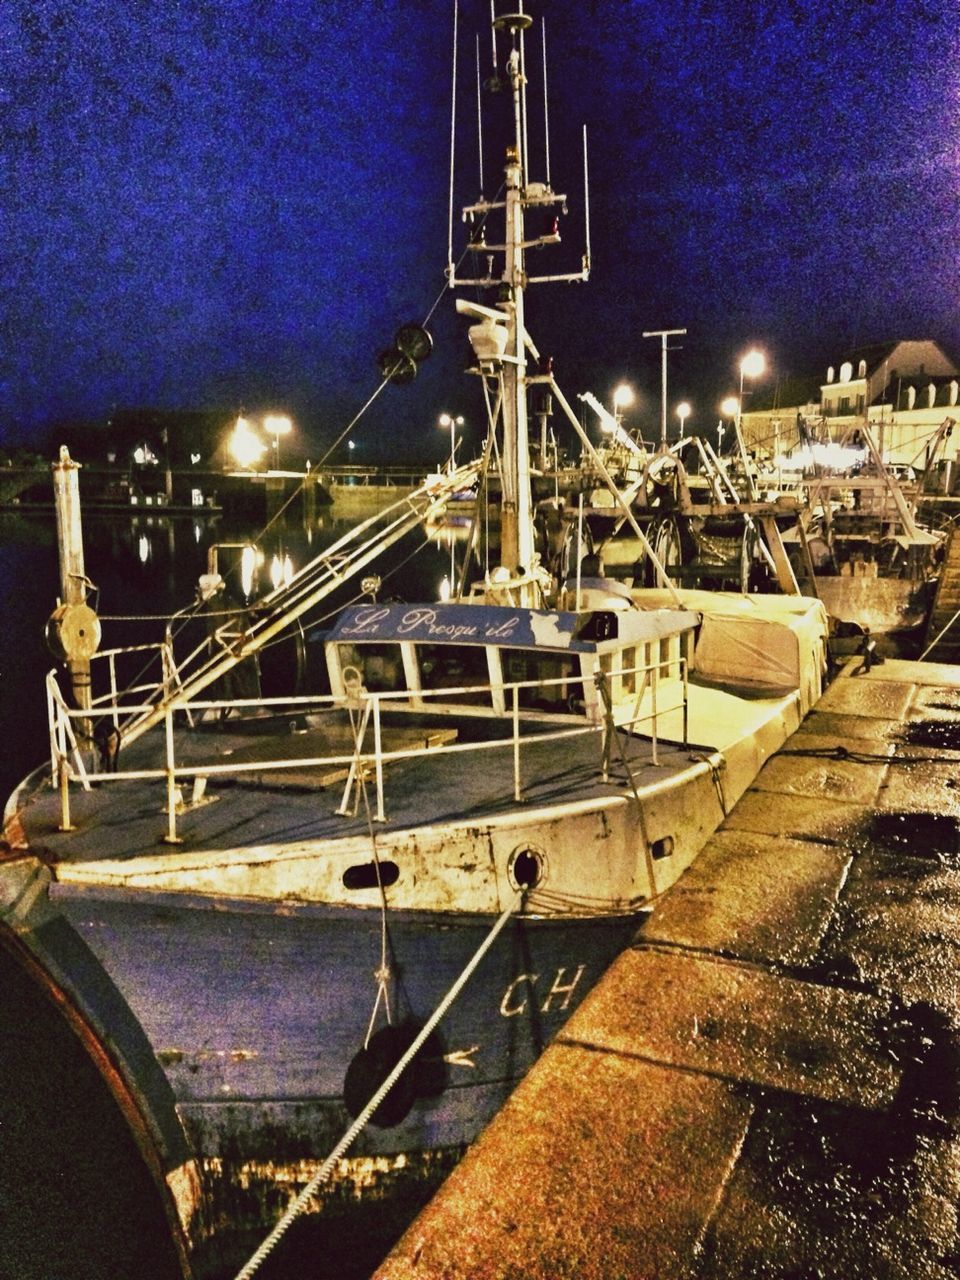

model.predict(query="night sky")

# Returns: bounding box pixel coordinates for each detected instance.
[2,0,958,464]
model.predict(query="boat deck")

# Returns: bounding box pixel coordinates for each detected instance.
[12,707,709,867]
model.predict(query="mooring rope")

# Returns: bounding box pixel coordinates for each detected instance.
[232,888,523,1280]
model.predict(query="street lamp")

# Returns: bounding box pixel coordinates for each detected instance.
[612,383,634,423]
[229,416,266,469]
[736,349,765,498]
[438,413,464,472]
[264,414,293,471]
[676,401,691,440]
[719,397,739,455]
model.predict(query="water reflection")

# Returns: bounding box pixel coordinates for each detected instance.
[0,503,459,801]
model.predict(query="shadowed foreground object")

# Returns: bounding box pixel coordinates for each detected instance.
[0,932,183,1279]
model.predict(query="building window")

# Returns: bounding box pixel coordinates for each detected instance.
[906,386,916,410]
[856,394,865,415]
[840,362,853,382]
[826,365,835,383]
[950,381,958,407]
[928,384,936,409]
[858,359,867,377]
[839,396,851,414]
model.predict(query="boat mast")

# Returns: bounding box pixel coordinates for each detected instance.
[498,11,534,579]
[452,4,589,603]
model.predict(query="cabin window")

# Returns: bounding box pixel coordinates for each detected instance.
[927,383,936,409]
[950,381,959,407]
[336,643,405,693]
[501,649,584,713]
[416,644,490,705]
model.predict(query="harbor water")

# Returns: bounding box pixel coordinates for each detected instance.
[0,500,461,1280]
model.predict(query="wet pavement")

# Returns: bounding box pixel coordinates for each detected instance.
[374,657,960,1279]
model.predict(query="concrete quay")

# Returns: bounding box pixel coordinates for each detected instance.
[375,657,960,1280]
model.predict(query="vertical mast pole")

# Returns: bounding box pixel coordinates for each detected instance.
[52,446,93,718]
[643,328,686,451]
[497,13,534,582]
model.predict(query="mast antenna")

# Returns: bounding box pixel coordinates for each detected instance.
[475,34,484,192]
[518,2,530,182]
[489,0,497,75]
[582,125,592,275]
[542,18,551,188]
[446,0,459,278]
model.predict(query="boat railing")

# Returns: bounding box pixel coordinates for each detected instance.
[45,655,689,842]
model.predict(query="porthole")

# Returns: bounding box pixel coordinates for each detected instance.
[508,845,546,891]
[343,861,400,890]
[651,836,675,861]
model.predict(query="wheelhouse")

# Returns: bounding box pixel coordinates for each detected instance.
[325,602,701,722]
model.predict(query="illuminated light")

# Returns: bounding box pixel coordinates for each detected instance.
[138,534,149,564]
[230,417,266,468]
[612,383,634,413]
[740,349,766,380]
[439,574,452,602]
[720,396,739,418]
[270,554,283,590]
[282,554,293,586]
[675,401,691,438]
[241,545,257,597]
[264,414,293,469]
[438,413,465,471]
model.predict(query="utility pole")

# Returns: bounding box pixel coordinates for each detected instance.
[643,328,687,449]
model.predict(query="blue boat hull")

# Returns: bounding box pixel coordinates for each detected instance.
[44,881,641,1251]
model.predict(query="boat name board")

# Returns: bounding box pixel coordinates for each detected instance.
[331,603,590,650]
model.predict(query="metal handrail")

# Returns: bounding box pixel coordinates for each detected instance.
[47,656,689,841]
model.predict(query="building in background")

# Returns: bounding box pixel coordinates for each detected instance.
[742,339,960,472]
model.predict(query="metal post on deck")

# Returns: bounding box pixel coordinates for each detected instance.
[512,685,522,801]
[372,695,386,823]
[162,707,182,844]
[651,663,659,766]
[57,756,74,832]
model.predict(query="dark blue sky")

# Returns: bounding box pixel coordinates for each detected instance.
[2,0,957,462]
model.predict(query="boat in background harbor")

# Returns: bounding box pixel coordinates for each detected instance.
[566,407,955,657]
[0,7,828,1276]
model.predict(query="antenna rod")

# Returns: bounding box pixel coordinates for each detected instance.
[519,3,529,183]
[475,34,484,192]
[447,0,459,276]
[489,0,497,72]
[582,125,591,272]
[542,18,551,187]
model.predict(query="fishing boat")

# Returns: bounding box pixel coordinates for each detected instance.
[571,407,953,657]
[0,6,828,1275]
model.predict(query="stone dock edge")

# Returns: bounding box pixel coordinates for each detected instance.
[374,657,960,1280]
